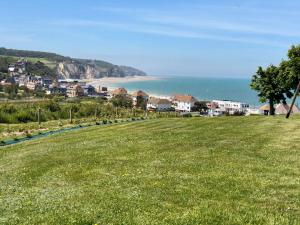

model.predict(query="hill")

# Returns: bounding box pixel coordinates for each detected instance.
[0,47,147,79]
[0,117,299,224]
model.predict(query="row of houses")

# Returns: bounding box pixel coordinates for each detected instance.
[46,80,108,98]
[111,87,198,112]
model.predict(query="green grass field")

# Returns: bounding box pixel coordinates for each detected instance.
[0,55,57,69]
[0,116,299,225]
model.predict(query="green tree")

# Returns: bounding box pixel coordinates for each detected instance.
[111,95,133,108]
[251,65,288,115]
[191,101,208,113]
[279,45,300,95]
[136,96,147,110]
[4,84,18,99]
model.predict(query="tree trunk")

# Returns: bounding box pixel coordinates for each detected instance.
[269,99,275,116]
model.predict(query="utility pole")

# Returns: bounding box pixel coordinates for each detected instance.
[94,107,98,120]
[37,107,41,128]
[286,82,300,119]
[69,108,73,124]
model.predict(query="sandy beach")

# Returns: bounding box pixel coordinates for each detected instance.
[86,75,173,99]
[87,76,160,88]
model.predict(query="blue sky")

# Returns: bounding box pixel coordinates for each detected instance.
[0,0,299,77]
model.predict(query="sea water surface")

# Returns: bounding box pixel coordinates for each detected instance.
[109,76,259,106]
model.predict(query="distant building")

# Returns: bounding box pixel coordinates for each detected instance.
[0,77,16,87]
[207,102,223,116]
[147,97,172,111]
[96,86,108,93]
[8,64,16,73]
[246,108,261,116]
[132,90,149,106]
[26,81,42,91]
[46,84,67,96]
[67,85,84,98]
[41,77,52,88]
[275,103,300,115]
[58,79,86,87]
[259,104,270,115]
[82,85,96,96]
[260,103,300,115]
[112,87,128,96]
[172,94,197,112]
[212,100,249,114]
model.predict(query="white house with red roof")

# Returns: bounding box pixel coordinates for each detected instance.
[172,94,197,112]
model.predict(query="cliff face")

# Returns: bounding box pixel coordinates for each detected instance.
[0,47,147,79]
[56,61,147,79]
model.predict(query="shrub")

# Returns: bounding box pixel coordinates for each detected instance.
[102,119,108,124]
[16,111,34,123]
[114,120,118,123]
[0,112,16,123]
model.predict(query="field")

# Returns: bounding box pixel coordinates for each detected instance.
[0,55,57,69]
[0,116,299,225]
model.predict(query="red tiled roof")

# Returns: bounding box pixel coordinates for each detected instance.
[172,94,197,103]
[148,97,171,105]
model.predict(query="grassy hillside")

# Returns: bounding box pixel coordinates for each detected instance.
[0,47,147,78]
[0,117,299,225]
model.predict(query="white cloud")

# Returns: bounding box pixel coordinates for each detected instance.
[91,4,300,38]
[52,19,289,47]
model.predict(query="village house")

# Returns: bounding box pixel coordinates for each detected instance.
[212,100,249,114]
[0,77,16,87]
[172,94,197,112]
[147,97,172,111]
[41,77,52,88]
[46,84,67,96]
[206,102,223,116]
[96,86,108,94]
[8,64,16,73]
[132,90,149,106]
[26,81,42,91]
[66,85,84,98]
[259,103,300,115]
[82,85,96,96]
[58,79,86,87]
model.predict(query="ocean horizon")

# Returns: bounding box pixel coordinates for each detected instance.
[108,76,260,106]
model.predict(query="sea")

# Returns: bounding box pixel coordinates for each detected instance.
[108,76,260,106]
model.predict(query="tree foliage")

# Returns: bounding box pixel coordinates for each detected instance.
[251,65,289,115]
[192,101,208,113]
[111,95,133,108]
[279,45,300,92]
[136,96,147,110]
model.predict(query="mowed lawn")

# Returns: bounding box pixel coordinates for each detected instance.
[0,117,299,225]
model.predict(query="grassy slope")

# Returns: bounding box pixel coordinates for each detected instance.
[0,55,57,69]
[0,117,299,225]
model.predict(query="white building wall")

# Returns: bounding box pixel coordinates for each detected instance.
[174,101,194,112]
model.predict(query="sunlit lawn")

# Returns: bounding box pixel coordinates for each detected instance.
[0,116,299,225]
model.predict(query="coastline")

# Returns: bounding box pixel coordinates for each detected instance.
[87,75,160,87]
[87,75,170,99]
[86,76,259,105]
